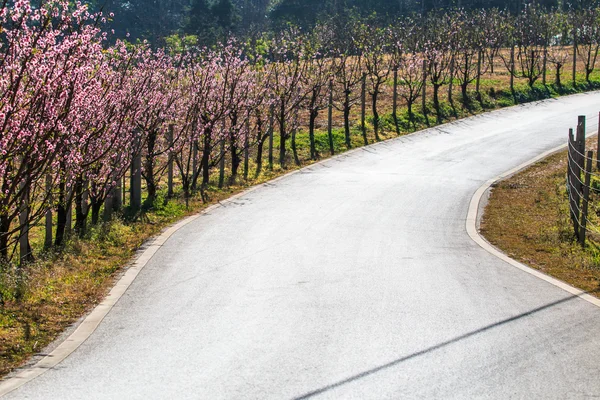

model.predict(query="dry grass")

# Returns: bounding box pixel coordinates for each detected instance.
[481,139,600,294]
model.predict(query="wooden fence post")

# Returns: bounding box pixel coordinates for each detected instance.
[580,150,593,246]
[44,174,52,249]
[573,117,586,222]
[361,73,368,146]
[328,78,334,155]
[568,128,579,237]
[577,115,586,175]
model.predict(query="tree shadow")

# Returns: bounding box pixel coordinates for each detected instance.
[293,290,598,400]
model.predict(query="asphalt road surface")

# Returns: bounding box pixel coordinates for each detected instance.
[7,92,600,399]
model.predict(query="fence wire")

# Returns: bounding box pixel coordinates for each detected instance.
[566,116,600,241]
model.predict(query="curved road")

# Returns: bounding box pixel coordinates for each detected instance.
[7,92,600,399]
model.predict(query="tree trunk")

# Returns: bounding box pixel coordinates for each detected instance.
[243,119,250,181]
[268,104,274,170]
[461,82,469,103]
[182,174,190,201]
[19,181,32,266]
[191,140,199,192]
[476,50,482,103]
[0,213,9,260]
[572,35,577,86]
[145,170,156,206]
[309,109,318,160]
[218,139,225,188]
[422,60,427,114]
[90,198,102,225]
[586,68,592,83]
[44,174,52,249]
[448,57,454,103]
[361,74,368,145]
[201,131,211,187]
[55,179,67,247]
[510,46,515,96]
[255,115,265,177]
[167,125,174,198]
[343,107,352,149]
[372,85,380,142]
[344,93,352,149]
[392,68,400,136]
[230,140,240,183]
[112,173,122,211]
[75,178,88,237]
[130,146,142,212]
[433,84,441,123]
[230,113,240,183]
[65,191,72,237]
[144,130,157,205]
[55,204,67,248]
[279,102,286,168]
[291,127,300,166]
[103,189,112,222]
[256,139,264,177]
[542,46,547,86]
[328,79,334,155]
[121,175,126,207]
[190,159,202,194]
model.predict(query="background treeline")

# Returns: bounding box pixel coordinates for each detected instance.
[87,0,599,46]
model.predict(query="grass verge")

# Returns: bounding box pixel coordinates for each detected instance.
[480,140,600,295]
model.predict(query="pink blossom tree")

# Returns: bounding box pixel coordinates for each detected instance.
[0,0,107,261]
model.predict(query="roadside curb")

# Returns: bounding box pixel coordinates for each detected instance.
[466,137,600,309]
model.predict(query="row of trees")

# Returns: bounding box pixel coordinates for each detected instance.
[2,0,600,265]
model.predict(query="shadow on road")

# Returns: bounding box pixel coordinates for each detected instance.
[293,290,599,399]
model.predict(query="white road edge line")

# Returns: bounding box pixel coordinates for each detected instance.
[466,140,600,309]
